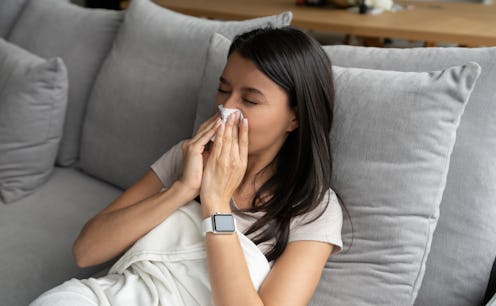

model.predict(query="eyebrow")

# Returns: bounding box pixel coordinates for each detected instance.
[219,76,265,97]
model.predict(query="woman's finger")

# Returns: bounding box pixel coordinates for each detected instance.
[192,115,220,142]
[193,114,220,137]
[211,120,225,159]
[239,118,249,163]
[221,113,235,158]
[196,119,221,147]
[197,113,219,131]
[231,114,240,158]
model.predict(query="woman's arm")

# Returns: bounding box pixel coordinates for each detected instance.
[258,241,333,305]
[205,231,333,306]
[73,115,221,268]
[72,170,195,268]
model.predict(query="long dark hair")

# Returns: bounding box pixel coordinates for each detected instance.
[229,27,337,262]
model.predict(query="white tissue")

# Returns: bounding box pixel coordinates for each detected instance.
[211,105,244,141]
[219,104,243,123]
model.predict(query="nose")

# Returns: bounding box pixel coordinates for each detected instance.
[222,93,239,109]
[224,95,237,108]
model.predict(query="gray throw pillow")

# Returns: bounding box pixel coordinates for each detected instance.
[0,0,28,37]
[193,33,233,131]
[323,45,496,306]
[8,0,123,166]
[0,39,68,204]
[194,33,481,306]
[79,0,292,189]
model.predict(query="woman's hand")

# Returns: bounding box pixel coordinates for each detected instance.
[179,115,222,199]
[200,113,249,215]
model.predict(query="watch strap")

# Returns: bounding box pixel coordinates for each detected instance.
[202,216,214,236]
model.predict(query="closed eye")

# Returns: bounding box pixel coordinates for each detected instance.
[243,98,257,105]
[217,88,230,94]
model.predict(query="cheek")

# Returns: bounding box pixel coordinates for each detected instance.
[245,111,290,146]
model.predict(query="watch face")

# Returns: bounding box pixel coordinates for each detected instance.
[213,214,235,232]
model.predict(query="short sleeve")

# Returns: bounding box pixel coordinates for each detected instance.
[150,141,184,188]
[288,188,343,254]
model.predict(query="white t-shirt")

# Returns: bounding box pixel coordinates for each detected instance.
[150,142,343,258]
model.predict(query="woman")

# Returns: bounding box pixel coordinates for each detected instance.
[35,27,343,306]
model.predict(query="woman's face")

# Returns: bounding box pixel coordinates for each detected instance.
[216,51,298,157]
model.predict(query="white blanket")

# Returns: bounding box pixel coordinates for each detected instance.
[31,202,270,306]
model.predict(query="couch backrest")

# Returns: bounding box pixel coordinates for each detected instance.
[77,0,292,189]
[324,45,496,306]
[0,0,28,38]
[7,0,123,166]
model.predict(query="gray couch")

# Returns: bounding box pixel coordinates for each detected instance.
[0,0,494,305]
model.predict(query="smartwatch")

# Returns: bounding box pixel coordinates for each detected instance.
[202,213,236,236]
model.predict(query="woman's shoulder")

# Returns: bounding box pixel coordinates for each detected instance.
[290,187,343,234]
[299,188,341,221]
[288,187,343,251]
[321,188,342,222]
[150,141,185,188]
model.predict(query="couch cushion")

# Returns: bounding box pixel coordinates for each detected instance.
[0,38,68,204]
[0,0,28,37]
[194,33,481,306]
[0,167,122,306]
[7,0,123,166]
[323,45,496,306]
[79,0,292,189]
